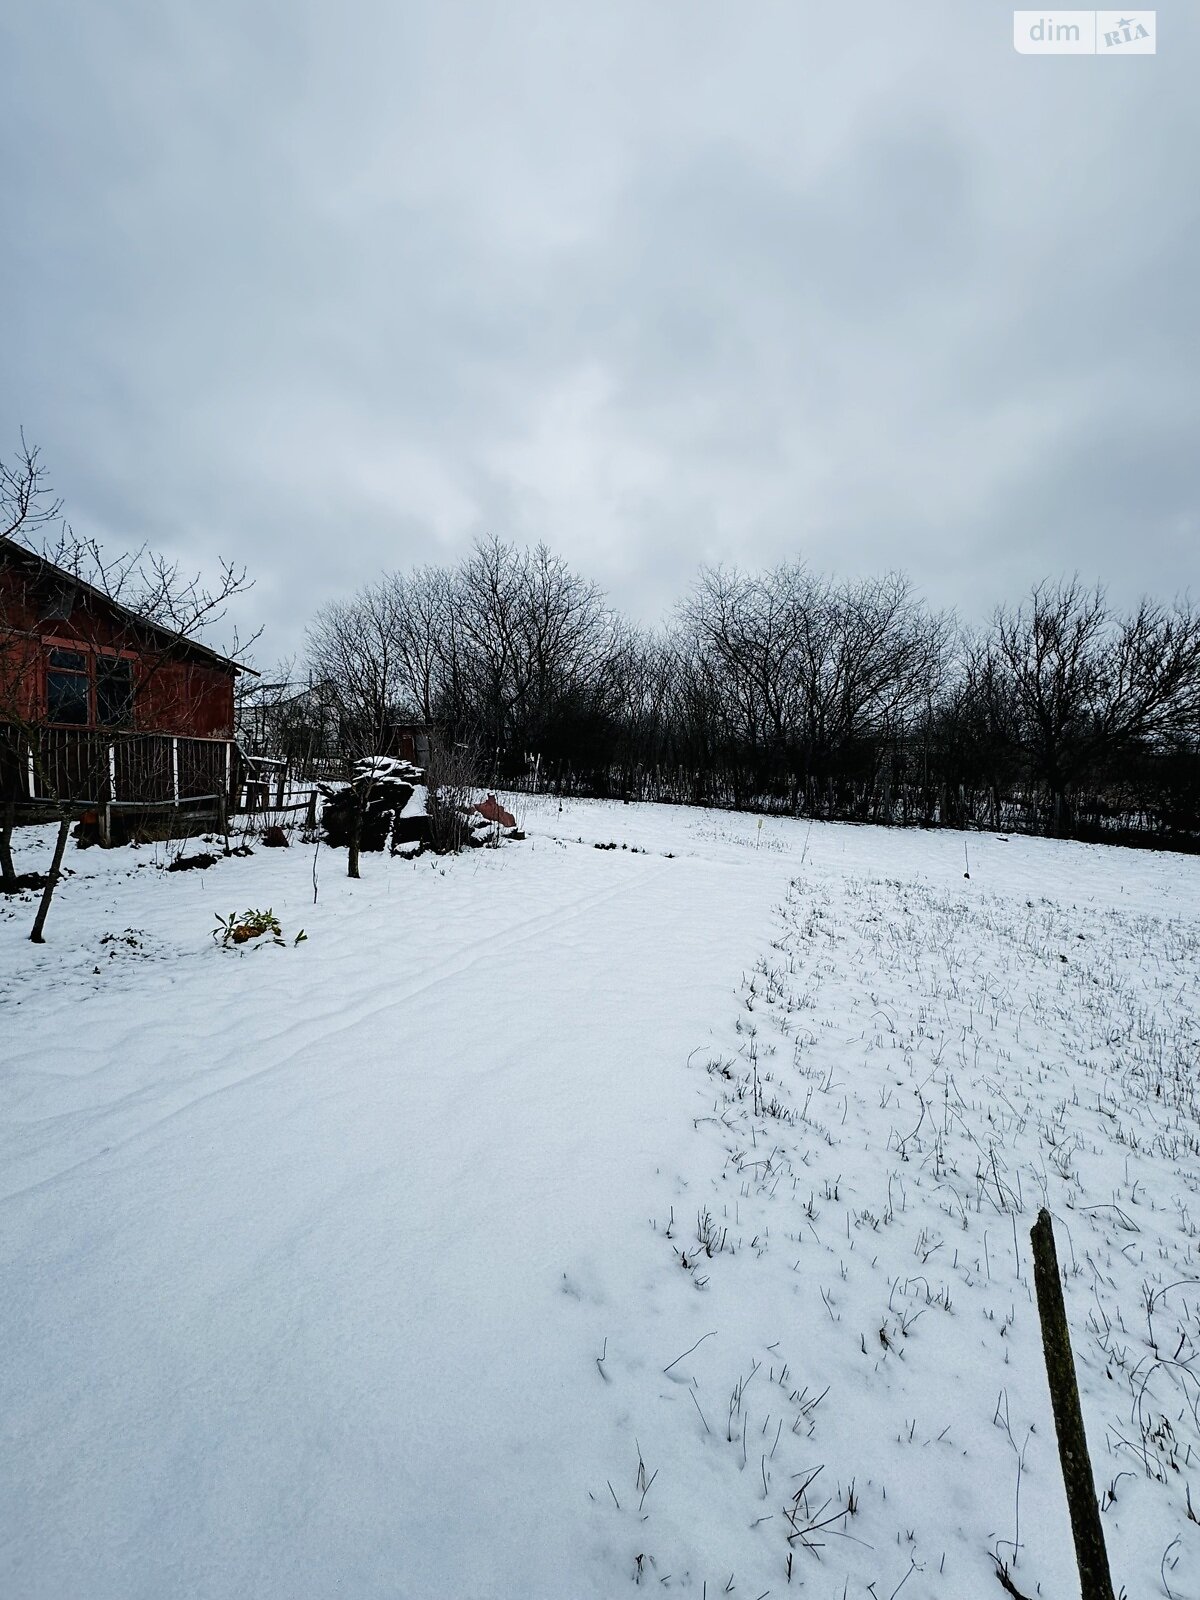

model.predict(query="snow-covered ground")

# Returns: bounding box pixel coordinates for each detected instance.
[2,800,1199,1599]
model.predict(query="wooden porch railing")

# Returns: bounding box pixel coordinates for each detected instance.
[1,728,237,810]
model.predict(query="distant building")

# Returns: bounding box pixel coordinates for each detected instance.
[386,721,432,768]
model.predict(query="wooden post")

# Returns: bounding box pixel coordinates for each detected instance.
[216,787,230,854]
[171,738,180,804]
[1030,1209,1116,1600]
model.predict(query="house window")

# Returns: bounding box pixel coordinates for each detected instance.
[44,648,137,728]
[97,657,134,727]
[46,648,90,726]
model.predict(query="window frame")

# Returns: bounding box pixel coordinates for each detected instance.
[45,651,91,727]
[42,640,140,731]
[96,654,136,729]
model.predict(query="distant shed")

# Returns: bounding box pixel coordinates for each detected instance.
[386,721,433,767]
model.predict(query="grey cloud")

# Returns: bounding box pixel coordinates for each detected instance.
[2,0,1197,662]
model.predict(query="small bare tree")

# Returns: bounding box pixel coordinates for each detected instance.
[306,584,409,877]
[1,435,62,891]
[424,734,481,854]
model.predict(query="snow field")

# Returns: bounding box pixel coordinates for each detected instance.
[2,801,1199,1598]
[580,838,1200,1597]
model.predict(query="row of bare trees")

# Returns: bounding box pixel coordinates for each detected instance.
[305,539,630,785]
[302,541,1200,849]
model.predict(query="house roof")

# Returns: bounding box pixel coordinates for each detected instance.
[0,533,258,677]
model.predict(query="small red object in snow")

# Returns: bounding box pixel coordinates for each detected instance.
[474,794,517,828]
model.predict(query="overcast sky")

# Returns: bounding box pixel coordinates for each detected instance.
[2,1,1197,665]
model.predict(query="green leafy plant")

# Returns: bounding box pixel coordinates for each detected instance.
[212,908,287,948]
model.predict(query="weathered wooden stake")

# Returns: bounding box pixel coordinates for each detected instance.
[1030,1207,1116,1600]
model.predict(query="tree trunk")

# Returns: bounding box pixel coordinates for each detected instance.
[347,787,362,879]
[29,814,71,944]
[0,800,18,893]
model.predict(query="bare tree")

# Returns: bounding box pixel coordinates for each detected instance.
[450,535,524,763]
[983,579,1200,832]
[1101,596,1200,752]
[389,566,456,727]
[424,735,481,853]
[1,433,62,542]
[1,435,62,889]
[671,563,948,810]
[987,579,1109,826]
[306,583,412,877]
[435,536,625,785]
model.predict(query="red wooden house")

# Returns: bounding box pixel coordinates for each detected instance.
[1,534,252,830]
